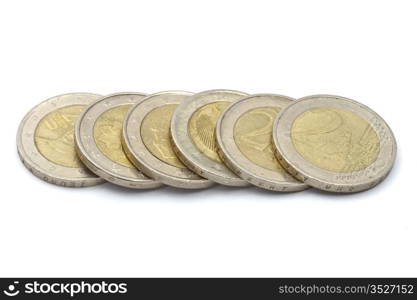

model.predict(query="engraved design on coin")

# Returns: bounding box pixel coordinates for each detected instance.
[141,104,186,168]
[93,105,134,168]
[35,105,85,168]
[234,107,283,172]
[188,101,230,163]
[291,107,380,173]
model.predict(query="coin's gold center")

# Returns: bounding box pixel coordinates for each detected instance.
[188,101,230,163]
[291,107,380,172]
[93,105,135,168]
[234,107,284,172]
[35,105,85,168]
[141,104,186,168]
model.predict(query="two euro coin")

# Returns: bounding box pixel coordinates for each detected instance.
[216,94,308,192]
[17,93,105,187]
[171,89,249,186]
[272,95,396,193]
[75,93,161,189]
[122,91,212,189]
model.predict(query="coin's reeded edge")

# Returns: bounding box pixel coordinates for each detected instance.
[170,89,250,187]
[74,92,163,189]
[17,147,103,187]
[122,91,214,189]
[16,92,106,187]
[272,94,397,193]
[215,94,308,192]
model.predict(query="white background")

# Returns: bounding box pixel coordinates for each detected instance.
[0,0,415,277]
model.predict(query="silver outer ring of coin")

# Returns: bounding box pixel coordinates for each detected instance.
[171,89,250,187]
[75,92,162,189]
[122,91,213,189]
[17,93,105,187]
[216,94,309,192]
[273,94,397,193]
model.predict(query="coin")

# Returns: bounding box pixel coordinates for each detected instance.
[216,94,308,191]
[171,89,250,186]
[17,93,105,187]
[273,95,397,193]
[75,93,162,189]
[122,91,213,189]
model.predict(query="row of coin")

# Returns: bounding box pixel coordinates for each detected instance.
[17,90,396,193]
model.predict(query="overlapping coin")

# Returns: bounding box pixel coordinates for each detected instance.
[171,89,249,186]
[272,95,397,193]
[216,94,308,191]
[17,93,105,187]
[122,91,213,189]
[75,93,162,189]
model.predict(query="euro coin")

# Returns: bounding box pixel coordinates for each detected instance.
[75,93,162,189]
[171,89,249,186]
[17,93,105,187]
[273,95,397,193]
[216,94,308,191]
[122,91,213,189]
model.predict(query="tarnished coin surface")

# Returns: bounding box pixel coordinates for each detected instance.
[273,95,397,193]
[75,93,162,189]
[171,89,249,186]
[216,94,308,192]
[17,93,105,187]
[122,91,213,189]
